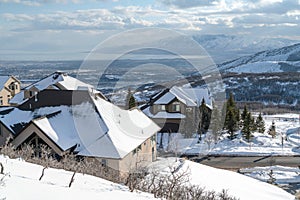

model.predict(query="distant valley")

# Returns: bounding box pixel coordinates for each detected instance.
[0,36,299,110]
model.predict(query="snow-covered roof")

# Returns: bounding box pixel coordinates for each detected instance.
[0,76,9,90]
[2,93,160,159]
[142,106,185,119]
[31,103,108,151]
[79,97,160,159]
[153,92,175,105]
[154,86,212,109]
[10,72,97,105]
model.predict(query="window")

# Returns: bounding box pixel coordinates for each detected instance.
[172,102,180,112]
[157,105,166,111]
[0,99,3,105]
[151,135,156,142]
[101,159,107,167]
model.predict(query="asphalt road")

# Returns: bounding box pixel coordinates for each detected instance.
[192,155,300,170]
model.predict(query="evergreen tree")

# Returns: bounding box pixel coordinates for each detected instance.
[226,108,237,140]
[125,88,136,109]
[242,112,253,142]
[236,108,240,126]
[198,98,211,141]
[224,93,239,139]
[250,115,256,132]
[129,94,136,109]
[256,112,265,133]
[241,105,248,121]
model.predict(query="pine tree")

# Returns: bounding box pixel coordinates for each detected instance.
[250,115,256,132]
[236,108,240,126]
[224,93,239,139]
[129,94,136,109]
[256,112,265,133]
[242,112,253,142]
[226,108,237,140]
[198,98,211,141]
[241,105,248,121]
[125,88,136,109]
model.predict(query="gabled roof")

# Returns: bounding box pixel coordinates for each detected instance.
[0,75,20,91]
[32,103,108,151]
[153,86,212,109]
[10,72,103,105]
[79,96,160,159]
[0,76,10,91]
[1,92,160,159]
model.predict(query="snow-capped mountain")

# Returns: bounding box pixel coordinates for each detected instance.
[193,34,299,64]
[218,43,300,73]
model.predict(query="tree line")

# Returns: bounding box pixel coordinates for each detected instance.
[223,93,271,141]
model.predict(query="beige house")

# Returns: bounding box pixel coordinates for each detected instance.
[0,76,21,106]
[0,88,159,177]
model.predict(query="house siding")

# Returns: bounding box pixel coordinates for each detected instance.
[85,136,156,180]
[12,123,64,155]
[0,123,13,146]
[0,76,21,106]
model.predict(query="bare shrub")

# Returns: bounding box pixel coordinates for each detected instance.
[126,163,238,200]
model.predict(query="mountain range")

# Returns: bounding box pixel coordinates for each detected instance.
[218,43,300,73]
[193,34,299,64]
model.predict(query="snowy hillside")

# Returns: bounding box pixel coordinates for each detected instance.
[193,34,298,64]
[218,43,300,73]
[151,158,294,200]
[0,153,295,199]
[0,155,156,200]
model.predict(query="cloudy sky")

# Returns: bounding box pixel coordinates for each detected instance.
[0,0,299,60]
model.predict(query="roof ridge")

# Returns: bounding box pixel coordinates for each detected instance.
[24,71,66,89]
[170,86,196,106]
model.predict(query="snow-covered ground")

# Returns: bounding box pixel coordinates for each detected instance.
[0,155,156,200]
[0,155,295,200]
[239,165,300,197]
[240,165,300,185]
[157,113,300,156]
[149,157,294,200]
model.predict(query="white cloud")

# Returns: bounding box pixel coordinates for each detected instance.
[0,0,85,6]
[0,0,41,6]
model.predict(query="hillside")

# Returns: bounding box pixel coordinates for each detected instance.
[193,34,298,64]
[0,155,294,200]
[0,155,156,200]
[218,43,300,73]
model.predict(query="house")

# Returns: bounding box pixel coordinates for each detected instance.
[0,89,159,178]
[0,76,21,106]
[9,71,106,106]
[141,85,212,137]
